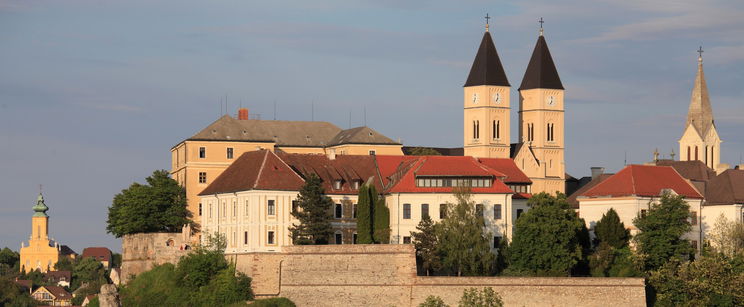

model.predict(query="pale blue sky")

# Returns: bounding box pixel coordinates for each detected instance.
[1,0,742,252]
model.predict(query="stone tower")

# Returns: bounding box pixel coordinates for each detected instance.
[678,52,723,172]
[463,23,511,158]
[517,29,566,194]
[20,193,60,273]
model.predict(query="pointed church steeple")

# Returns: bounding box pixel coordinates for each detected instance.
[686,48,715,137]
[464,31,510,87]
[519,32,563,90]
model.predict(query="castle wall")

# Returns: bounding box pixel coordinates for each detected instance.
[120,232,190,282]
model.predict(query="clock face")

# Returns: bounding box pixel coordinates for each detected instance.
[547,96,555,106]
[493,93,501,104]
[472,93,479,104]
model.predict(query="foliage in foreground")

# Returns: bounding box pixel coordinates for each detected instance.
[107,170,192,237]
[507,193,585,276]
[0,277,39,307]
[248,297,297,307]
[419,287,504,307]
[633,193,694,272]
[356,183,390,244]
[649,254,744,307]
[120,233,253,306]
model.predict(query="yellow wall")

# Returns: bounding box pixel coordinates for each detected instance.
[463,85,511,158]
[518,88,566,194]
[20,216,59,273]
[326,144,403,156]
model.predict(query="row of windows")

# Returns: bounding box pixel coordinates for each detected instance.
[228,230,364,247]
[199,146,235,159]
[402,203,513,220]
[686,145,715,167]
[200,199,355,220]
[509,185,530,194]
[524,123,557,142]
[471,120,503,140]
[415,177,492,188]
[401,235,504,248]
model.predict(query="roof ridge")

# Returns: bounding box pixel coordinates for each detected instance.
[253,150,270,189]
[273,151,306,183]
[667,165,703,198]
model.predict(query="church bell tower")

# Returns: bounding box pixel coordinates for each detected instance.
[517,25,566,194]
[463,17,511,158]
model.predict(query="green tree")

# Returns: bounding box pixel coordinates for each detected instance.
[419,295,449,307]
[0,248,20,277]
[111,253,122,268]
[707,214,744,257]
[649,254,744,306]
[372,193,390,244]
[288,174,334,245]
[412,215,441,276]
[508,193,584,276]
[594,208,630,249]
[107,170,192,237]
[458,287,503,307]
[0,277,40,307]
[53,257,76,272]
[408,147,442,156]
[633,193,694,272]
[436,189,495,276]
[176,233,229,291]
[356,184,374,244]
[250,297,297,307]
[71,257,107,291]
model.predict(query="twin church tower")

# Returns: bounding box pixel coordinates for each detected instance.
[463,21,566,194]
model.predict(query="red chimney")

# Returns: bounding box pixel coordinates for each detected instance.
[238,108,249,120]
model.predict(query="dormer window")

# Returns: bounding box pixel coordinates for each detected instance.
[352,180,361,190]
[333,180,342,190]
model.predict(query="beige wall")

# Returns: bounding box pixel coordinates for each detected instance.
[678,124,723,172]
[579,196,704,251]
[200,191,361,253]
[386,193,523,244]
[463,85,512,159]
[701,204,744,247]
[325,144,403,156]
[518,88,566,194]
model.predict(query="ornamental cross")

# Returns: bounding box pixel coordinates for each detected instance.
[485,13,491,25]
[698,46,704,58]
[539,17,544,29]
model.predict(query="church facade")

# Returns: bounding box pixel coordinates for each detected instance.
[463,25,566,194]
[19,194,75,273]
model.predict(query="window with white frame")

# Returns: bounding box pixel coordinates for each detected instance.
[494,204,502,219]
[335,232,343,244]
[403,204,411,219]
[267,231,275,245]
[267,200,275,216]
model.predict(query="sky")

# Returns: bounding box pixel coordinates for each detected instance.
[1,0,742,253]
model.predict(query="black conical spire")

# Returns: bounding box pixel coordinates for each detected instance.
[519,35,563,90]
[464,31,510,87]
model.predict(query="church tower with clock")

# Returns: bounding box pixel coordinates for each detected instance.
[463,21,512,159]
[516,26,566,194]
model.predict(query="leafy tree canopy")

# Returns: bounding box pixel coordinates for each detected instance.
[436,189,495,276]
[107,170,192,237]
[412,215,441,276]
[594,208,630,249]
[458,287,504,307]
[633,193,694,272]
[289,174,334,245]
[649,254,744,307]
[508,192,584,276]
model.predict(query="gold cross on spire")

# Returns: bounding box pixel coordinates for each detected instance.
[539,17,544,36]
[697,46,704,62]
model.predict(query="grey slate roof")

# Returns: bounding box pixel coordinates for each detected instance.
[185,115,397,147]
[464,31,510,87]
[686,57,715,137]
[519,35,564,90]
[705,169,744,205]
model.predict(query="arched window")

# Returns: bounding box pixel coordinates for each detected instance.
[687,146,691,161]
[473,121,477,139]
[705,146,709,165]
[711,146,715,167]
[476,120,480,139]
[496,121,500,139]
[334,231,343,244]
[492,120,498,139]
[695,146,699,160]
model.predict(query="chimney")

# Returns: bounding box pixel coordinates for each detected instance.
[238,108,249,120]
[590,167,604,180]
[327,148,336,160]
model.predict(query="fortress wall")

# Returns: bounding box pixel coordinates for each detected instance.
[120,232,189,282]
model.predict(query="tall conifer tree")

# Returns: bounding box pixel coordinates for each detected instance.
[289,174,334,245]
[356,184,374,244]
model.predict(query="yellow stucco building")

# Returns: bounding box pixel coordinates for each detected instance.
[171,110,403,230]
[20,193,64,273]
[463,25,566,194]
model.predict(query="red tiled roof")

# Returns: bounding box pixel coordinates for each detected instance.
[478,158,532,184]
[581,165,703,199]
[81,247,112,262]
[44,271,71,283]
[37,286,71,300]
[513,193,532,199]
[14,279,31,289]
[199,150,305,195]
[376,156,513,194]
[567,173,614,209]
[277,152,381,194]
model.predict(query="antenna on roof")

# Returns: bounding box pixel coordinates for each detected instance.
[624,151,627,165]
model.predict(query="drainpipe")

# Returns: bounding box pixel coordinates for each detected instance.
[397,193,400,244]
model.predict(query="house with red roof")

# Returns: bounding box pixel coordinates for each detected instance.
[31,285,72,306]
[198,151,531,252]
[81,247,112,269]
[577,164,704,251]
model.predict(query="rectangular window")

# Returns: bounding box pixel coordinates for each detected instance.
[233,201,236,216]
[352,204,357,219]
[353,180,360,190]
[198,203,202,216]
[369,150,376,155]
[267,231,275,245]
[690,211,698,225]
[335,233,343,244]
[334,180,342,190]
[439,204,447,219]
[516,209,524,219]
[292,200,299,214]
[494,204,502,219]
[198,172,207,184]
[335,204,343,218]
[227,147,234,159]
[245,200,249,216]
[209,204,212,218]
[691,240,698,251]
[353,233,358,244]
[199,147,206,158]
[244,231,248,245]
[494,236,502,249]
[403,204,411,219]
[421,204,429,219]
[476,204,484,217]
[222,202,226,217]
[403,236,411,244]
[641,209,647,218]
[267,200,275,216]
